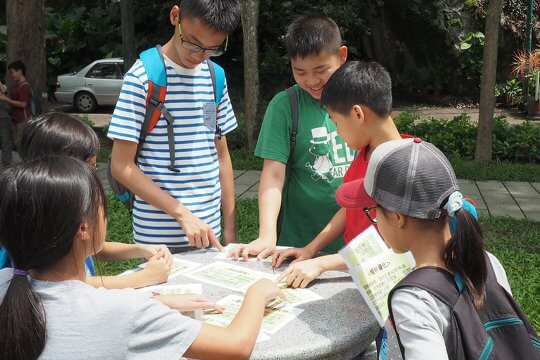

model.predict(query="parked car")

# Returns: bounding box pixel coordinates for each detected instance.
[56,58,124,113]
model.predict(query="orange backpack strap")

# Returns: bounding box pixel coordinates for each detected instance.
[143,81,167,134]
[137,45,179,172]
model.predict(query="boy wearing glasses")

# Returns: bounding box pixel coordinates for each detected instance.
[108,0,240,251]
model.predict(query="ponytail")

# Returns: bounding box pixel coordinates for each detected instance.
[0,273,47,360]
[0,156,108,359]
[444,208,487,308]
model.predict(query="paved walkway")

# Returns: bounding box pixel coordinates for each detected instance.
[96,166,540,221]
[55,105,540,129]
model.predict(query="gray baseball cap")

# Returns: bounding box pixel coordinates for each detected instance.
[335,138,459,219]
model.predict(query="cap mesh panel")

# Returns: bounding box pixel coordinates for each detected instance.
[372,142,459,219]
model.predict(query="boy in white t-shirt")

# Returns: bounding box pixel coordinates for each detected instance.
[108,0,239,250]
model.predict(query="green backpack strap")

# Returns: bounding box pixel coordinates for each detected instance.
[277,86,299,239]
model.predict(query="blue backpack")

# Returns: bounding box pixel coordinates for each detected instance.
[107,45,225,208]
[21,81,42,118]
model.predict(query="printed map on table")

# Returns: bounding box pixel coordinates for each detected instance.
[138,283,205,320]
[215,244,292,263]
[184,261,275,292]
[119,257,202,280]
[340,226,415,327]
[138,283,202,296]
[204,294,303,335]
[266,286,323,308]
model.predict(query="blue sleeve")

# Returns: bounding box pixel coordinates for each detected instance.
[85,257,96,276]
[0,247,12,269]
[449,200,478,235]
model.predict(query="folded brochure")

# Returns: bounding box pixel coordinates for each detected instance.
[339,225,415,327]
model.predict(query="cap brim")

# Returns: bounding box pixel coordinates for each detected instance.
[336,178,376,209]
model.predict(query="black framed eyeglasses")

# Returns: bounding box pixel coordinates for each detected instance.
[178,22,228,57]
[363,206,377,224]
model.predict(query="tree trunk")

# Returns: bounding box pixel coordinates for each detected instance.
[475,0,504,164]
[121,0,136,71]
[6,0,46,93]
[241,0,259,151]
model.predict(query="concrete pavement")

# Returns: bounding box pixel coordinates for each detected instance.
[96,166,540,221]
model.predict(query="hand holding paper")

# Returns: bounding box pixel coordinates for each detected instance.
[339,226,415,327]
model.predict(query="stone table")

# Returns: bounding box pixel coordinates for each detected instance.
[166,248,380,360]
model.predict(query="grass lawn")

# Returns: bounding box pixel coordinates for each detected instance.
[229,149,540,182]
[451,160,540,182]
[102,196,540,332]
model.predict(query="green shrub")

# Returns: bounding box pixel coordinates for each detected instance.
[493,117,540,162]
[394,112,540,162]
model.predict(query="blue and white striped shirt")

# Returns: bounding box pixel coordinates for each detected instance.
[108,55,237,246]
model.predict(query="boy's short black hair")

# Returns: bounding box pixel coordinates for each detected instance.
[8,60,26,76]
[285,13,342,59]
[321,61,393,117]
[180,0,241,34]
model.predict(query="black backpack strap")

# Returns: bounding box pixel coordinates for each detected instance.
[286,86,299,178]
[277,86,299,238]
[206,59,222,140]
[387,267,461,359]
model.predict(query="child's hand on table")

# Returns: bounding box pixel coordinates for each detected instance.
[228,236,276,261]
[140,244,172,262]
[246,278,287,302]
[157,293,224,313]
[139,253,172,287]
[272,246,316,268]
[275,258,323,288]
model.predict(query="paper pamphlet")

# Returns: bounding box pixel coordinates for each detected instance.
[215,244,292,263]
[137,283,204,319]
[184,261,275,292]
[203,294,303,335]
[167,257,203,279]
[266,286,323,308]
[118,257,202,280]
[339,226,415,327]
[339,225,389,268]
[137,283,202,296]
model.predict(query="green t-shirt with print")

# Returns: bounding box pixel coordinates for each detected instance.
[255,85,355,254]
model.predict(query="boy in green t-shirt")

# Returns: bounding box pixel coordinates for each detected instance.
[231,14,354,259]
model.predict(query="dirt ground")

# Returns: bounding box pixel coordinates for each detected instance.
[43,100,540,129]
[392,105,540,125]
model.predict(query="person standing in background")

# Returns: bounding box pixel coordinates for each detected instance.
[0,60,32,153]
[0,80,12,170]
